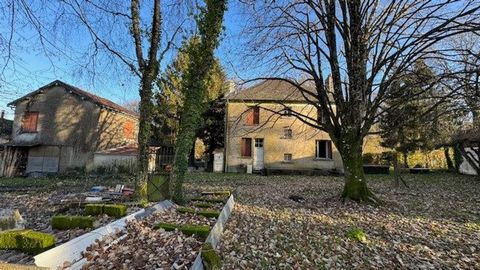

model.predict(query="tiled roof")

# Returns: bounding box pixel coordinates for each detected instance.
[228,80,310,102]
[95,145,138,156]
[7,80,139,118]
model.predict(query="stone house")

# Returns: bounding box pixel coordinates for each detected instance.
[0,80,139,176]
[225,80,344,173]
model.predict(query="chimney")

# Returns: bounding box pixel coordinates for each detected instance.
[226,80,236,95]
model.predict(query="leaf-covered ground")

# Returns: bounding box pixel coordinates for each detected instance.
[185,172,480,269]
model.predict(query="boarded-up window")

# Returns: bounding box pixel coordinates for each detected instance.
[241,138,252,157]
[123,120,135,139]
[22,112,39,133]
[315,140,332,159]
[246,106,260,125]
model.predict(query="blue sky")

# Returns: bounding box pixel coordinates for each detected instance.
[0,1,250,120]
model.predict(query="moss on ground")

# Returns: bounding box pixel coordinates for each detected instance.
[193,202,215,208]
[201,243,221,270]
[153,223,177,231]
[180,224,211,240]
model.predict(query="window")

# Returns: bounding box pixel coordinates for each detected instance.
[284,153,292,162]
[317,109,327,124]
[315,140,333,159]
[282,107,293,117]
[246,106,260,125]
[123,120,135,139]
[21,112,39,133]
[241,138,252,157]
[255,138,264,147]
[283,127,293,139]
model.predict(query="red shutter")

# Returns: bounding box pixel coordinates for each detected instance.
[123,121,134,139]
[246,108,254,125]
[253,107,260,124]
[22,112,39,132]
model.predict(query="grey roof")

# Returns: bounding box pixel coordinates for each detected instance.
[228,80,311,102]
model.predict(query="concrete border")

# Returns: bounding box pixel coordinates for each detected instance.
[191,194,235,270]
[33,200,174,269]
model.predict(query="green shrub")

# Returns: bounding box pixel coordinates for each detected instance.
[85,204,104,216]
[103,204,128,217]
[198,210,220,218]
[153,223,177,231]
[0,230,21,249]
[85,204,128,217]
[346,228,368,243]
[18,231,56,254]
[201,243,221,270]
[180,224,211,240]
[177,207,196,214]
[0,230,55,255]
[193,202,215,209]
[51,215,94,230]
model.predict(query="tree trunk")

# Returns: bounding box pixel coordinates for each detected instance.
[393,151,408,188]
[444,147,455,171]
[403,152,409,168]
[340,143,379,203]
[136,76,154,199]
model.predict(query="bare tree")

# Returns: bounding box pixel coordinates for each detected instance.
[238,0,480,203]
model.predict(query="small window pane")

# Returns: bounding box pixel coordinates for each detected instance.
[284,153,292,161]
[283,127,292,139]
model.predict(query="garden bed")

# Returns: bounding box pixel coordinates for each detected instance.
[0,190,140,265]
[79,191,233,269]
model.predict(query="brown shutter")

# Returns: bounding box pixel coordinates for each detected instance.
[241,138,252,157]
[22,112,39,132]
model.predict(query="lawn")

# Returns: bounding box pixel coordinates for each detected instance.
[185,172,480,269]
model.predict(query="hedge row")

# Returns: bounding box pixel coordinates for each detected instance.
[0,230,55,254]
[85,204,128,218]
[51,215,94,230]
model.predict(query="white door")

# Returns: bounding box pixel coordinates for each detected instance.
[253,138,264,170]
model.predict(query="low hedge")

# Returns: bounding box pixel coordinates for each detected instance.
[85,204,104,216]
[103,205,128,217]
[85,204,128,218]
[0,230,55,255]
[51,215,94,230]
